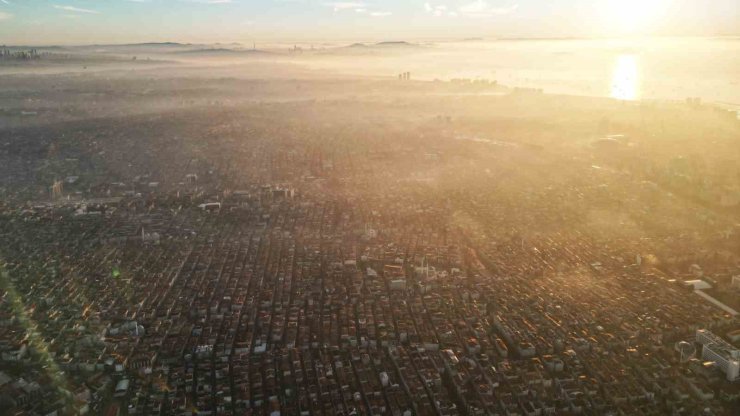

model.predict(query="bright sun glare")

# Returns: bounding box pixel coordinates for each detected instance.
[611,55,640,100]
[606,0,670,34]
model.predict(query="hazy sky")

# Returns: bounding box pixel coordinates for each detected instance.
[1,0,738,45]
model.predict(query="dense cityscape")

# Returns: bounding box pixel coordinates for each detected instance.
[0,58,738,416]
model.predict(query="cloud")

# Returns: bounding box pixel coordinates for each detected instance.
[323,1,366,12]
[0,11,11,20]
[425,3,457,18]
[0,0,10,5]
[352,7,390,17]
[333,3,389,17]
[459,1,518,18]
[53,5,100,14]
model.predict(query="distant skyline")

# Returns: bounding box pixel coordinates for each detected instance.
[0,0,738,45]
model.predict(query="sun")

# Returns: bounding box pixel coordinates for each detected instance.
[605,0,669,35]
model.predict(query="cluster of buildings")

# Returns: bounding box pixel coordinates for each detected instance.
[696,330,740,382]
[1,48,39,60]
[0,48,52,61]
[0,94,739,416]
[0,170,737,416]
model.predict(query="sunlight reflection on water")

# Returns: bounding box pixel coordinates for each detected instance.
[611,55,639,100]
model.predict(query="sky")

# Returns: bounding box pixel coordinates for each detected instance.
[0,0,738,45]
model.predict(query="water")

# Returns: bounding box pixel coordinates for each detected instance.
[308,37,740,105]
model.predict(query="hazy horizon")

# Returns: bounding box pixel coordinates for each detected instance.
[3,34,740,48]
[1,0,738,45]
[4,36,739,106]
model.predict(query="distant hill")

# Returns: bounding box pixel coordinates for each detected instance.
[323,41,425,55]
[64,42,200,55]
[117,42,190,47]
[343,41,422,49]
[87,42,196,49]
[173,48,272,57]
[375,41,414,47]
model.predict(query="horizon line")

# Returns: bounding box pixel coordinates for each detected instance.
[3,34,740,48]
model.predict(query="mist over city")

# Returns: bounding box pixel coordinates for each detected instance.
[1,1,739,415]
